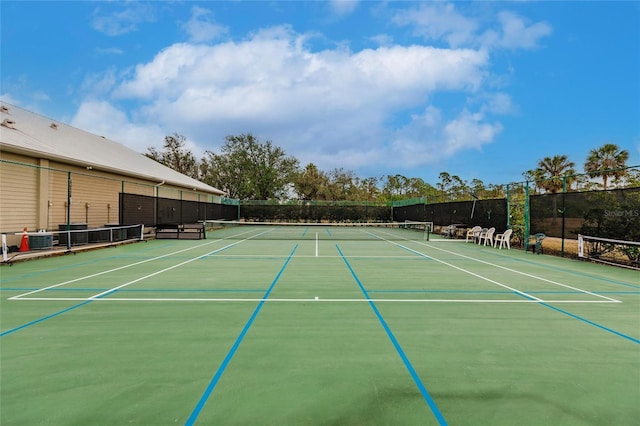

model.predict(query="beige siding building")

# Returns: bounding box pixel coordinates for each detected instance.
[0,102,225,246]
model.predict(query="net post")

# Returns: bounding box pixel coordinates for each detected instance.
[66,171,71,251]
[2,234,7,262]
[577,234,584,258]
[561,176,566,257]
[506,184,511,229]
[524,181,530,251]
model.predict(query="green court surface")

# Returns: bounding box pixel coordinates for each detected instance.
[1,227,639,425]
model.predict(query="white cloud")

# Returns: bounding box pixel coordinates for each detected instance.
[78,24,507,174]
[0,93,21,105]
[369,33,394,47]
[95,47,124,55]
[71,100,167,154]
[482,92,517,115]
[91,3,156,36]
[329,0,359,17]
[81,68,119,95]
[387,106,502,168]
[392,3,478,48]
[181,6,228,43]
[442,110,503,155]
[490,11,552,49]
[392,2,551,51]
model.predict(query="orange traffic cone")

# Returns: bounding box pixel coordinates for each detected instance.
[19,227,29,252]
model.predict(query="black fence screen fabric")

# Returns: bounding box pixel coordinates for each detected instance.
[120,193,156,226]
[157,198,182,224]
[530,187,640,240]
[120,193,238,226]
[393,198,507,230]
[393,203,427,222]
[239,202,391,222]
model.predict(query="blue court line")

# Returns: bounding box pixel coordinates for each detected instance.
[510,292,640,344]
[406,244,639,343]
[0,300,94,337]
[343,289,640,296]
[336,245,448,426]
[0,289,117,337]
[539,302,640,345]
[185,244,298,426]
[486,250,640,289]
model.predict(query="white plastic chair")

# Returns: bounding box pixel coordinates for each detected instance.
[476,228,488,244]
[493,229,513,249]
[441,224,456,238]
[478,227,495,246]
[465,226,482,243]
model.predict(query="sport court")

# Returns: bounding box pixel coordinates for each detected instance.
[1,223,639,425]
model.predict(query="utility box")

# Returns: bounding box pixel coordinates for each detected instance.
[105,223,125,241]
[58,223,88,246]
[29,233,53,250]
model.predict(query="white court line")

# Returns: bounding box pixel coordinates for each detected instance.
[10,227,268,301]
[213,254,418,258]
[416,240,621,303]
[11,297,617,304]
[390,241,544,302]
[359,229,544,302]
[366,228,621,304]
[8,227,621,305]
[86,230,276,300]
[10,239,227,300]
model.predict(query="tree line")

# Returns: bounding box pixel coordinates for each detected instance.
[146,133,637,201]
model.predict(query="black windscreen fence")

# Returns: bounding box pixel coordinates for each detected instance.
[393,204,427,222]
[120,193,238,226]
[119,193,156,226]
[239,203,391,222]
[393,199,508,230]
[530,186,640,241]
[157,198,182,224]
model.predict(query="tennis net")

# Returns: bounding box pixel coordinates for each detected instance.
[578,234,640,270]
[12,224,144,249]
[203,220,432,241]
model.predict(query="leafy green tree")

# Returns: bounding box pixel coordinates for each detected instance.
[358,177,382,201]
[200,133,299,200]
[293,163,330,200]
[449,175,468,200]
[436,172,453,201]
[146,133,199,179]
[584,143,629,190]
[381,174,410,201]
[326,168,358,200]
[407,177,436,199]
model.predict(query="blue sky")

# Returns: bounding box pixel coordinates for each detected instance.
[2,1,639,187]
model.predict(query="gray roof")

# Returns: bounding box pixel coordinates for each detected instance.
[0,102,225,196]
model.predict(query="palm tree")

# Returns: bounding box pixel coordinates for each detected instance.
[584,143,629,190]
[535,155,576,194]
[534,155,576,224]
